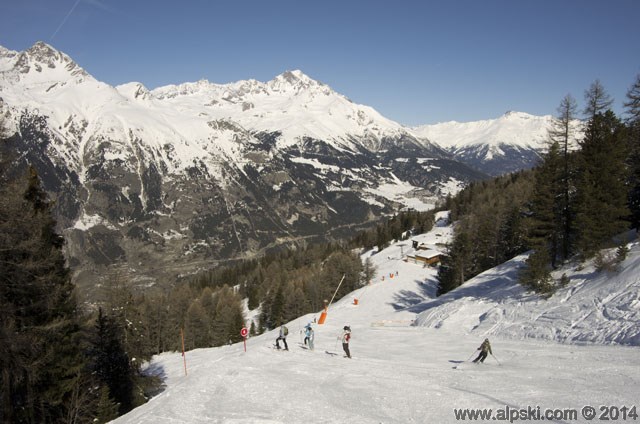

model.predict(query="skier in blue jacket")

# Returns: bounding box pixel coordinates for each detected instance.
[307,326,315,351]
[304,323,312,346]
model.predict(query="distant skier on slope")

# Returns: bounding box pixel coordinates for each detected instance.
[275,325,289,350]
[472,338,492,363]
[307,326,315,351]
[341,325,351,358]
[304,323,312,346]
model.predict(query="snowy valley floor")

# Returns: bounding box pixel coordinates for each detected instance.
[113,215,640,423]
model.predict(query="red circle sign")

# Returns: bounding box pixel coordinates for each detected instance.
[240,327,248,337]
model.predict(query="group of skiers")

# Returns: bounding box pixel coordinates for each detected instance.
[275,323,351,358]
[275,323,491,363]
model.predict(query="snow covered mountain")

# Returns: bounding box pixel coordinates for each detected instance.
[413,111,584,176]
[0,42,486,292]
[111,212,640,423]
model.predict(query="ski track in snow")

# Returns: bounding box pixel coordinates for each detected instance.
[113,212,640,423]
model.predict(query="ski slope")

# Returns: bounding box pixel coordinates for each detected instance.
[113,213,640,423]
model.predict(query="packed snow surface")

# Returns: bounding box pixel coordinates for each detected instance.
[113,212,640,423]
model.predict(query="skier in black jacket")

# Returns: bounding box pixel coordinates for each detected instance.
[473,338,492,363]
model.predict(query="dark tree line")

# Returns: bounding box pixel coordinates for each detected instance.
[190,243,365,333]
[349,209,436,251]
[95,240,366,364]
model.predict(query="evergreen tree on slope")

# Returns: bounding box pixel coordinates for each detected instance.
[574,110,630,257]
[0,167,85,423]
[624,74,640,230]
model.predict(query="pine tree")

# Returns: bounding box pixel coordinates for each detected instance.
[94,386,119,424]
[362,257,377,284]
[574,111,630,257]
[624,74,640,230]
[519,246,554,294]
[138,292,170,355]
[623,74,640,123]
[103,273,151,364]
[284,284,308,322]
[0,167,86,423]
[268,283,286,329]
[498,205,528,261]
[527,141,563,267]
[165,283,195,350]
[437,231,473,295]
[92,308,135,416]
[207,285,246,345]
[548,94,579,261]
[185,300,210,349]
[583,79,614,120]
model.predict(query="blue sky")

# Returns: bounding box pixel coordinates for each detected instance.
[1,0,639,125]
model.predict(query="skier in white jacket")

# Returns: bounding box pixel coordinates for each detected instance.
[275,325,289,350]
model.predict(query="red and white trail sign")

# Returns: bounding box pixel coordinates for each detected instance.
[241,327,248,352]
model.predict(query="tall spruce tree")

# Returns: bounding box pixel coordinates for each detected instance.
[624,74,640,229]
[574,111,630,257]
[437,231,473,295]
[0,167,86,423]
[92,308,135,415]
[527,141,563,267]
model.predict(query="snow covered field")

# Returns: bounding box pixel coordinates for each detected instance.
[113,213,640,423]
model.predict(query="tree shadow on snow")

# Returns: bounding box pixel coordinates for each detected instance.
[388,279,438,311]
[142,362,168,398]
[397,260,532,315]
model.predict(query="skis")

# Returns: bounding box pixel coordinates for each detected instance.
[269,344,289,351]
[325,350,354,359]
[453,361,500,370]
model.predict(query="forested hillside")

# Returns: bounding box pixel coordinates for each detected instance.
[438,77,640,296]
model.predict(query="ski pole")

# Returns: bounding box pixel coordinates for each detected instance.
[466,351,477,362]
[491,354,501,365]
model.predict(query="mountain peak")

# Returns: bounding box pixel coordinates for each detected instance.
[502,110,536,120]
[280,69,308,82]
[13,41,88,79]
[27,41,59,58]
[269,69,327,94]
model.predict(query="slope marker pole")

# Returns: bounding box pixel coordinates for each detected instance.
[181,328,188,376]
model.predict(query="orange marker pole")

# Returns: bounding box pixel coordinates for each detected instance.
[318,274,345,324]
[181,328,188,376]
